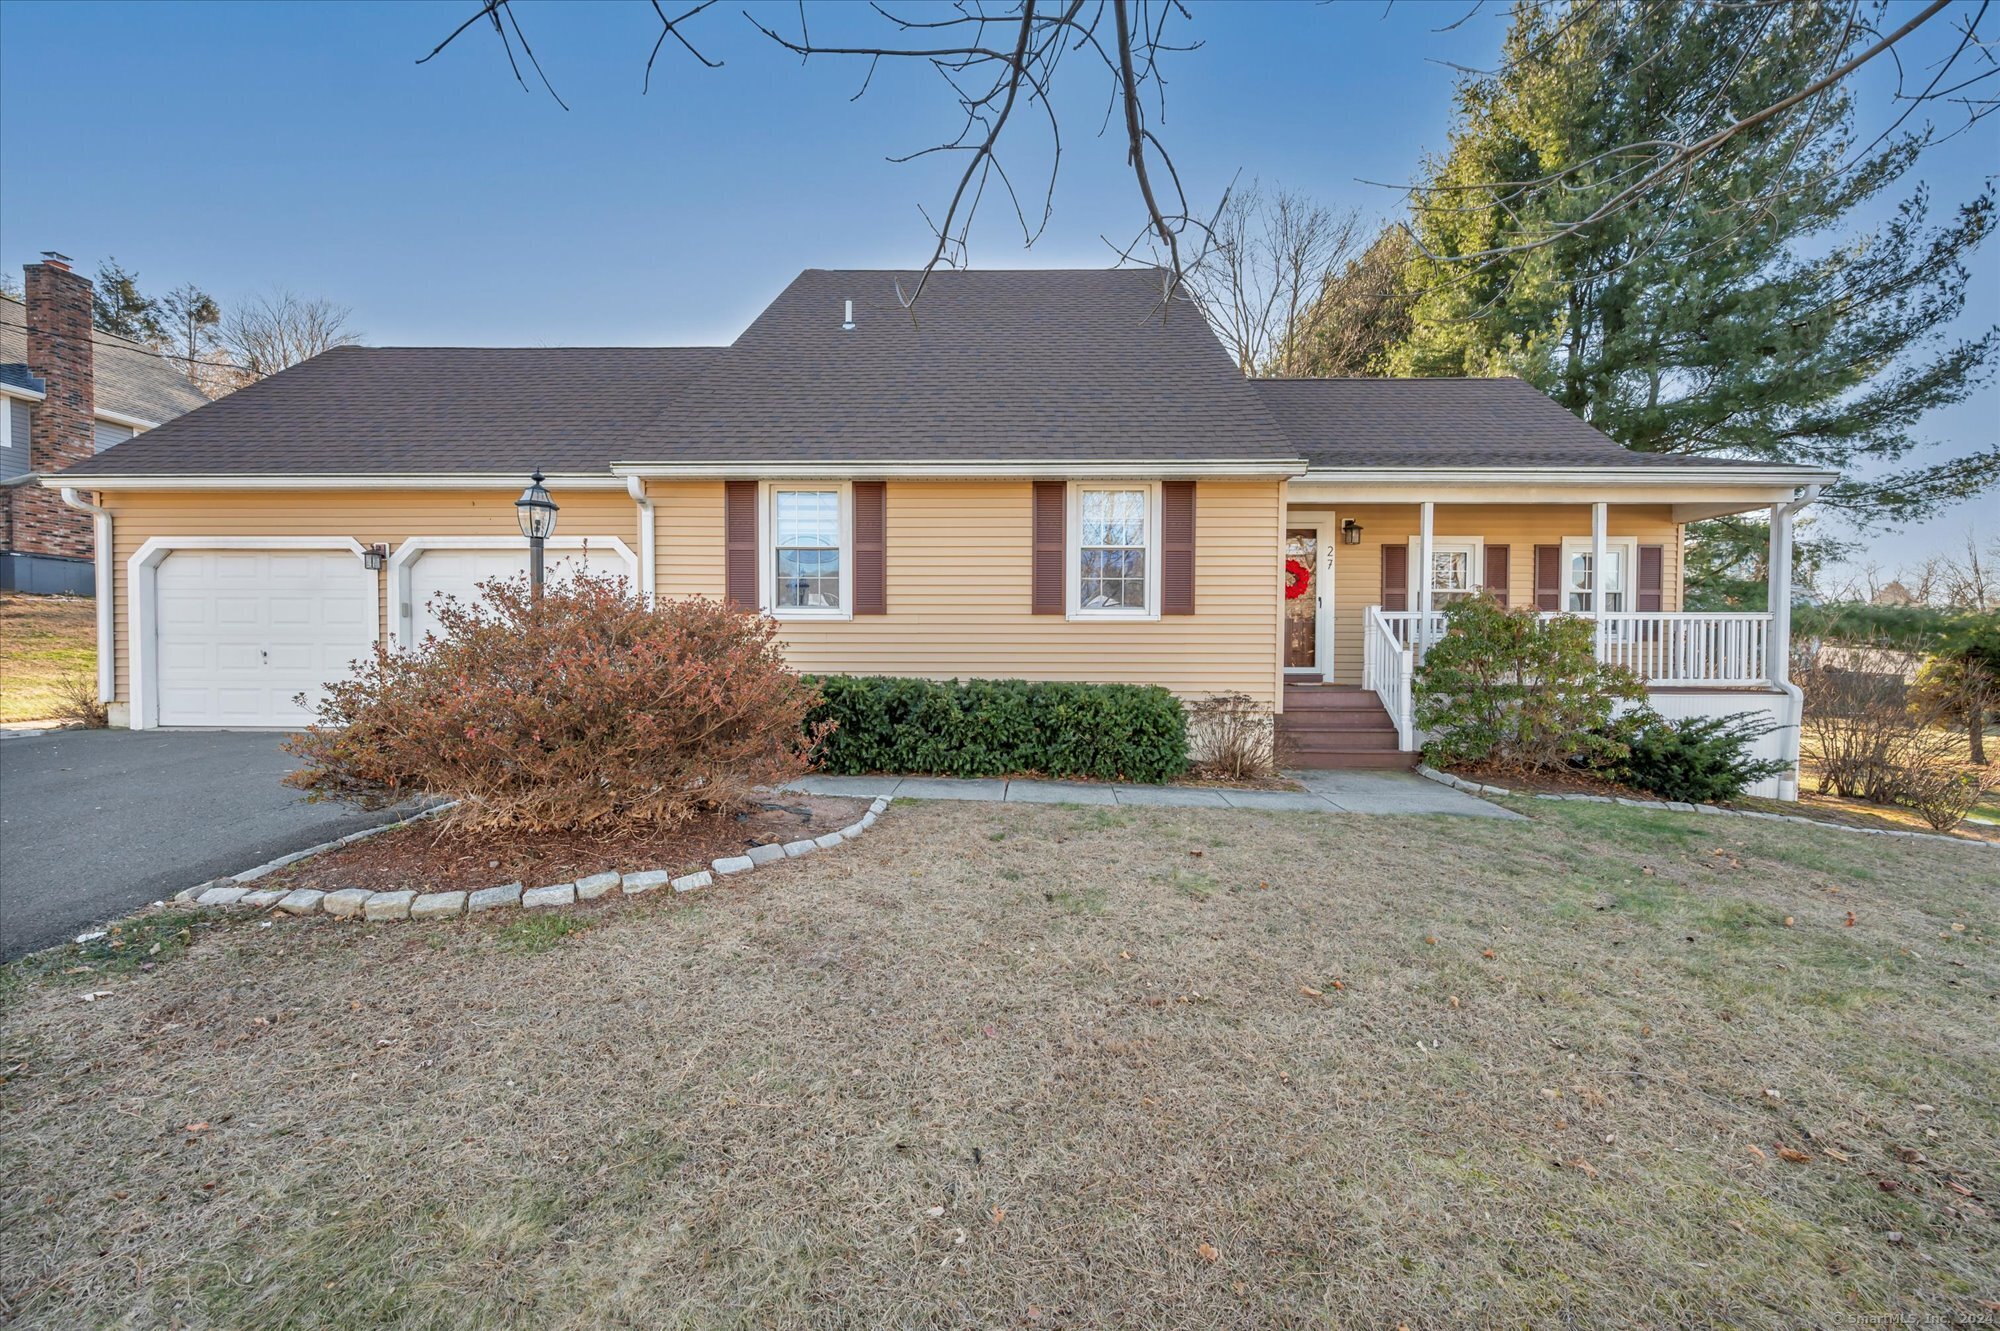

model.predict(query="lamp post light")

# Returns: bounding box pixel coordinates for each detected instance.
[515,468,559,603]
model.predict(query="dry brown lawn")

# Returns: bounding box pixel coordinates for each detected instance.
[0,593,95,724]
[2,798,1996,1329]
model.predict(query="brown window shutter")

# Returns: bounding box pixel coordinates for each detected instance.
[1161,481,1195,615]
[853,481,887,615]
[1032,481,1065,614]
[1484,544,1510,607]
[1533,545,1561,611]
[1637,544,1665,612]
[724,480,758,609]
[1379,543,1408,611]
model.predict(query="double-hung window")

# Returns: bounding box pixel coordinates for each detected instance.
[1406,537,1484,605]
[763,484,850,618]
[1560,537,1635,613]
[1070,483,1159,619]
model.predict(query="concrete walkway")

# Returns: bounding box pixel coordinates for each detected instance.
[783,769,1520,818]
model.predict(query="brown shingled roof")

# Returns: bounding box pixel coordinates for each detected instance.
[58,268,1796,481]
[1253,376,1761,469]
[631,268,1298,465]
[61,345,722,477]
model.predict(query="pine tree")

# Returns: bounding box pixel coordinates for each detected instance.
[91,258,165,345]
[1387,0,1997,523]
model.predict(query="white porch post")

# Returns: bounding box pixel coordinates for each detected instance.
[1417,500,1435,652]
[1590,500,1608,658]
[1766,500,1793,686]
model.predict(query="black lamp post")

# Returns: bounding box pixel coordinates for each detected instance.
[515,468,559,603]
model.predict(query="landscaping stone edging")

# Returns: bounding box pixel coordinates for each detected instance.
[1413,764,1994,849]
[172,797,892,923]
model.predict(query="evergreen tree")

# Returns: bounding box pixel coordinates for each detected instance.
[91,258,165,344]
[1387,0,1997,524]
[1288,226,1416,377]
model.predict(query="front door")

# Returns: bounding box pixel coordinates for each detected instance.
[1285,525,1323,672]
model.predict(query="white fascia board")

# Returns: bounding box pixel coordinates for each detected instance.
[1298,464,1840,489]
[93,408,161,431]
[37,472,630,491]
[611,459,1309,480]
[0,384,46,402]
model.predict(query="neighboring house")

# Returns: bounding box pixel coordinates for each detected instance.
[2,255,210,594]
[45,267,1834,797]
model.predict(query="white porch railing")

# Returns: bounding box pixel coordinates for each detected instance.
[1362,606,1416,751]
[1595,613,1771,686]
[1373,608,1774,688]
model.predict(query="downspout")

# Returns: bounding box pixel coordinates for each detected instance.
[1767,483,1823,802]
[624,474,656,602]
[59,487,115,705]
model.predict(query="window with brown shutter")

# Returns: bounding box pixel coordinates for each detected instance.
[1485,544,1511,606]
[1533,545,1561,611]
[1380,544,1408,611]
[853,481,886,615]
[1161,481,1195,615]
[1032,481,1065,614]
[724,480,757,608]
[1637,544,1665,612]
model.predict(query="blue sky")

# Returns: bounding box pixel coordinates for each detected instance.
[1,0,1992,574]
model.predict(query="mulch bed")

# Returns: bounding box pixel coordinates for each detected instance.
[1444,757,1659,800]
[259,794,872,895]
[1445,758,1997,842]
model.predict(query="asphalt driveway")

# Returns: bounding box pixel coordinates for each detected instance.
[0,730,417,962]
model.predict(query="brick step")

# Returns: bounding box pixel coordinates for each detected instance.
[1286,748,1420,771]
[1279,728,1404,753]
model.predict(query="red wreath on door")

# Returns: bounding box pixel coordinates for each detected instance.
[1285,557,1313,599]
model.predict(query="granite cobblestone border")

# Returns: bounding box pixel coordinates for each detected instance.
[173,797,893,923]
[1415,764,1994,849]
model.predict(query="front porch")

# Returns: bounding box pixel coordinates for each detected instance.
[1275,492,1812,797]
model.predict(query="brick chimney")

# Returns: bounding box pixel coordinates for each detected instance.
[9,254,98,562]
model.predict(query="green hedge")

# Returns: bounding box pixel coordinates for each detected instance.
[807,675,1189,782]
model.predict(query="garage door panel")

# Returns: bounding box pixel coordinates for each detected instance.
[406,543,630,644]
[154,550,374,728]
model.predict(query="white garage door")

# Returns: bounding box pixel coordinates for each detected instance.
[405,545,631,644]
[155,550,375,727]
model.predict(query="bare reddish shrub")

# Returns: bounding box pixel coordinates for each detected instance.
[284,571,829,834]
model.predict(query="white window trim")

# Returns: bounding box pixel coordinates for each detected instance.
[1559,535,1638,613]
[0,396,10,450]
[1406,534,1486,603]
[1067,480,1162,622]
[385,535,638,648]
[758,481,853,621]
[126,537,379,731]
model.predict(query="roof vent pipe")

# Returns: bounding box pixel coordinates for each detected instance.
[842,299,854,331]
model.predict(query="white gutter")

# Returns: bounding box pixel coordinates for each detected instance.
[58,487,115,704]
[37,472,629,492]
[1299,464,1841,488]
[625,474,656,602]
[1,383,46,402]
[611,460,1310,480]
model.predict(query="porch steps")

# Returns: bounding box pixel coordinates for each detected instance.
[1278,684,1417,770]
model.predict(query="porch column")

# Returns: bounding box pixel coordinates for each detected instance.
[1590,500,1608,657]
[1766,500,1793,686]
[1417,500,1435,651]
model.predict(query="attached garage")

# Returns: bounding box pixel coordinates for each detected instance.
[391,537,637,646]
[150,547,375,727]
